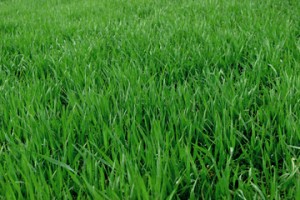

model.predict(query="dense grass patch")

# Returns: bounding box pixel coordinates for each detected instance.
[1,0,300,199]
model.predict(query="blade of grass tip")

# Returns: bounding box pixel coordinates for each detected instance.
[73,144,113,169]
[190,177,199,199]
[69,170,110,200]
[68,172,82,189]
[193,144,222,180]
[287,145,300,150]
[250,182,265,200]
[88,142,115,169]
[236,189,247,200]
[82,177,110,200]
[38,154,77,174]
[166,175,183,200]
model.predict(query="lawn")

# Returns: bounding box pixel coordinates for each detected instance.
[0,0,300,199]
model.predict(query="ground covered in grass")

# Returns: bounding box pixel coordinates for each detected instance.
[0,0,300,199]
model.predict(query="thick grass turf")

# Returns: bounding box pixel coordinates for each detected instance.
[0,0,300,199]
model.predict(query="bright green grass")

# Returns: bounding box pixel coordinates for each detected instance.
[0,0,300,199]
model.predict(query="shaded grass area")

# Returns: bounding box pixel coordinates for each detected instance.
[0,0,300,199]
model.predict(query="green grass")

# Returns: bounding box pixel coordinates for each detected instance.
[0,0,300,199]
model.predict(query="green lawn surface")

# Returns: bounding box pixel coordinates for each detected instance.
[0,0,300,199]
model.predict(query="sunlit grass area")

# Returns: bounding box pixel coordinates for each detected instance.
[0,0,300,199]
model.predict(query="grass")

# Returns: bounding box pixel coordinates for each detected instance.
[0,0,300,199]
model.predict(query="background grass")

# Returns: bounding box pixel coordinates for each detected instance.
[0,0,300,199]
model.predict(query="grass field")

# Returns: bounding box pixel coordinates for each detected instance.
[0,0,300,199]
